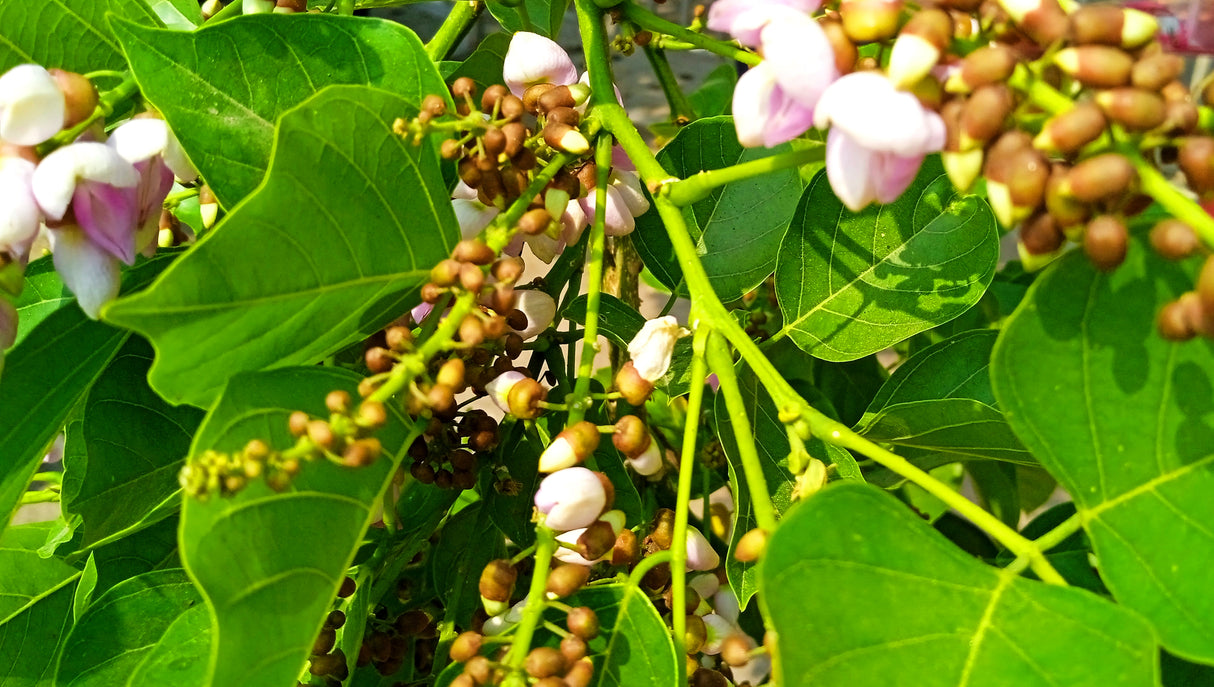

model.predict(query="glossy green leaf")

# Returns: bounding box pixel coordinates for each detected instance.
[62,338,203,550]
[56,569,205,687]
[863,329,999,414]
[761,484,1157,686]
[180,366,414,687]
[106,86,459,406]
[112,15,449,206]
[89,516,181,599]
[0,522,82,687]
[992,243,1214,661]
[447,31,510,91]
[0,254,175,535]
[774,158,999,361]
[568,584,678,687]
[858,398,1033,463]
[688,63,737,119]
[487,0,570,37]
[713,343,861,609]
[127,604,211,687]
[634,117,808,301]
[0,0,160,74]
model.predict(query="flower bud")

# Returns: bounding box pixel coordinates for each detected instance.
[507,376,546,419]
[1198,256,1214,318]
[986,145,1049,228]
[1069,5,1157,49]
[274,0,305,13]
[1061,153,1135,203]
[1083,215,1129,272]
[485,370,526,413]
[535,467,607,531]
[1001,0,1068,45]
[201,0,223,19]
[839,0,904,44]
[684,614,708,655]
[686,527,720,571]
[479,559,518,604]
[565,658,595,687]
[947,44,1017,94]
[1132,53,1184,92]
[525,647,566,679]
[1150,219,1199,260]
[1019,211,1065,256]
[538,85,576,113]
[1054,46,1132,89]
[47,70,97,129]
[450,632,484,662]
[615,361,655,406]
[567,607,599,640]
[1164,101,1199,136]
[819,18,858,75]
[561,635,588,664]
[1095,88,1166,132]
[539,421,600,473]
[734,528,768,563]
[546,564,590,598]
[512,289,556,339]
[1158,298,1197,341]
[243,0,274,13]
[1034,102,1106,154]
[650,508,675,550]
[575,519,617,561]
[1180,137,1214,194]
[887,9,952,89]
[0,65,66,146]
[627,315,687,382]
[626,440,663,476]
[544,122,590,154]
[960,84,1014,149]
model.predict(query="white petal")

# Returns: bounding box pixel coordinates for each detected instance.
[107,119,170,164]
[0,65,65,146]
[686,527,721,571]
[611,169,650,217]
[49,226,121,319]
[502,32,577,97]
[732,64,781,148]
[627,315,687,382]
[513,289,556,339]
[0,157,41,247]
[825,129,878,212]
[761,12,837,110]
[452,198,499,239]
[33,142,139,219]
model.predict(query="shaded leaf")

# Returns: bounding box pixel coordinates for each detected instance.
[0,522,82,687]
[112,15,449,206]
[634,117,808,301]
[774,158,999,361]
[89,515,181,599]
[568,584,678,687]
[688,63,736,119]
[447,31,511,91]
[106,86,458,406]
[487,0,571,37]
[992,242,1214,661]
[761,484,1157,686]
[430,504,505,628]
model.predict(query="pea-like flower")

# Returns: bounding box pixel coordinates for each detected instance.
[534,467,607,532]
[0,156,41,250]
[627,315,688,382]
[0,65,66,146]
[685,527,720,571]
[502,32,578,98]
[813,71,946,211]
[512,289,557,340]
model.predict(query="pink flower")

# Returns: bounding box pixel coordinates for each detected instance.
[33,142,140,263]
[502,32,578,98]
[711,5,839,148]
[47,225,122,319]
[813,71,946,211]
[577,164,649,237]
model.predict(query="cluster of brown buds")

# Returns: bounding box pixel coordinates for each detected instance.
[305,608,349,685]
[355,606,439,678]
[406,408,500,491]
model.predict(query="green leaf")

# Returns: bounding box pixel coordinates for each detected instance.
[567,584,678,687]
[688,63,736,119]
[144,0,201,29]
[862,329,999,414]
[0,254,175,535]
[992,242,1214,661]
[112,15,449,206]
[485,426,542,548]
[180,366,414,687]
[0,522,81,687]
[857,398,1033,464]
[713,343,860,609]
[633,117,808,301]
[447,31,511,91]
[430,503,505,628]
[761,484,1158,686]
[62,337,203,550]
[810,356,886,428]
[55,569,206,687]
[487,0,571,37]
[0,0,160,74]
[106,85,459,406]
[89,516,181,599]
[774,157,999,361]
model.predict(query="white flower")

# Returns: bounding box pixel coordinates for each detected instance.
[0,65,65,146]
[627,315,688,382]
[32,142,140,221]
[48,225,121,319]
[625,440,663,476]
[685,527,721,571]
[485,370,526,413]
[106,118,198,182]
[502,32,578,98]
[512,289,556,340]
[534,467,606,532]
[0,156,41,248]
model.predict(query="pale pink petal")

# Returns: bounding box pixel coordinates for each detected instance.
[761,12,838,110]
[32,142,140,220]
[513,289,556,339]
[559,199,588,247]
[452,198,499,238]
[107,118,198,182]
[872,152,925,204]
[686,527,720,571]
[826,130,879,212]
[611,170,649,217]
[760,88,818,148]
[451,180,479,200]
[732,64,781,148]
[0,157,41,247]
[535,467,606,532]
[73,181,139,264]
[816,72,941,156]
[579,185,635,237]
[0,65,65,146]
[525,232,561,263]
[720,3,821,47]
[502,32,578,97]
[49,226,121,319]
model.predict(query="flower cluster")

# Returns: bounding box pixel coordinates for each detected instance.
[0,64,197,321]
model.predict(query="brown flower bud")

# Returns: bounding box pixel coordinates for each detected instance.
[1150,219,1200,260]
[1198,256,1214,317]
[577,520,617,560]
[950,44,1017,93]
[309,650,348,680]
[734,528,769,563]
[431,259,463,287]
[342,437,382,467]
[1132,53,1184,92]
[457,157,482,189]
[612,415,651,457]
[547,106,580,127]
[478,559,517,602]
[684,614,708,654]
[450,631,484,663]
[525,647,566,678]
[1034,102,1106,154]
[289,410,310,437]
[519,207,552,235]
[839,0,904,44]
[454,239,496,265]
[465,655,492,684]
[560,635,588,664]
[427,383,456,416]
[312,627,336,656]
[1083,215,1129,271]
[594,472,616,512]
[47,70,98,129]
[500,95,525,121]
[451,77,477,100]
[422,93,447,117]
[650,508,675,550]
[721,634,753,667]
[1095,88,1166,131]
[538,85,576,113]
[566,607,600,640]
[480,84,509,114]
[1063,153,1135,203]
[615,360,655,406]
[1164,101,1199,136]
[1158,298,1197,341]
[338,576,356,598]
[410,461,436,484]
[961,84,1014,149]
[460,262,486,293]
[546,564,590,598]
[818,18,857,74]
[325,609,346,629]
[1019,211,1065,256]
[663,586,702,615]
[324,389,349,414]
[492,256,525,283]
[1180,137,1214,194]
[523,83,557,114]
[507,377,547,419]
[1069,4,1157,48]
[565,658,595,687]
[1054,46,1132,88]
[887,9,951,88]
[436,357,466,391]
[1005,0,1068,45]
[307,419,336,449]
[544,122,591,155]
[613,528,640,566]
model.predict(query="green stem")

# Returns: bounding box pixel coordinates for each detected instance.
[425,1,483,62]
[642,45,696,122]
[1123,144,1214,249]
[485,153,576,252]
[503,526,557,669]
[575,0,617,104]
[671,324,710,687]
[620,1,760,67]
[566,136,613,425]
[208,0,244,23]
[627,549,673,587]
[664,145,826,207]
[705,334,778,533]
[367,292,477,405]
[1032,511,1086,554]
[1006,65,1073,115]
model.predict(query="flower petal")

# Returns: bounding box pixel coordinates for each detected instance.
[502,32,578,97]
[611,169,650,217]
[872,152,925,204]
[0,157,41,248]
[761,12,838,110]
[627,315,687,382]
[107,118,200,183]
[452,198,499,239]
[73,181,139,264]
[732,64,780,148]
[0,65,65,146]
[49,226,121,319]
[32,142,140,220]
[825,129,879,212]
